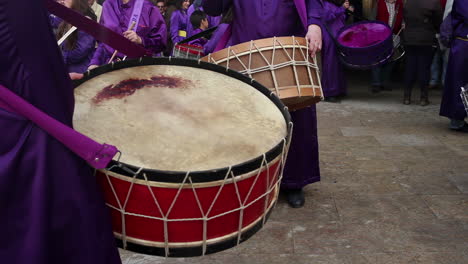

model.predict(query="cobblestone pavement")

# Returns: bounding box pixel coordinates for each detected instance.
[120,70,468,264]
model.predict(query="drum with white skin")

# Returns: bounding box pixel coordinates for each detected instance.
[73,58,292,257]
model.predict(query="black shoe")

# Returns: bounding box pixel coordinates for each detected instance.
[403,98,411,105]
[451,122,468,133]
[371,85,382,93]
[381,85,392,91]
[324,96,340,103]
[286,189,305,208]
[420,97,430,106]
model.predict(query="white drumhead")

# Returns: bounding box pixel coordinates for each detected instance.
[74,65,287,171]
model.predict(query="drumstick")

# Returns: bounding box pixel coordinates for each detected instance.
[57,26,77,46]
[108,21,137,63]
[395,27,404,37]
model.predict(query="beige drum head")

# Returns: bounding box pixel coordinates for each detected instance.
[74,65,287,172]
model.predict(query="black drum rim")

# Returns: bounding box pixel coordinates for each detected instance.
[73,57,293,184]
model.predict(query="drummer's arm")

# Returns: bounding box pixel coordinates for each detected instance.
[203,0,232,17]
[306,0,324,56]
[88,43,106,69]
[141,7,167,54]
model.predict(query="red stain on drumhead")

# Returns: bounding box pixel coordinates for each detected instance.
[93,76,191,104]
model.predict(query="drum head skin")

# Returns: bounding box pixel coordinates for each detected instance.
[74,59,288,172]
[338,22,392,48]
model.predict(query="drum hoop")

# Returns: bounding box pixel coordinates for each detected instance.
[100,155,282,189]
[336,20,393,50]
[74,57,293,184]
[174,43,204,55]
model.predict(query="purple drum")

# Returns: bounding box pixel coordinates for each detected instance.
[336,21,393,69]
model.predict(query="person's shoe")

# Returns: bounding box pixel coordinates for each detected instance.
[371,85,381,93]
[286,189,305,208]
[428,84,439,90]
[403,97,411,105]
[381,85,392,91]
[420,97,430,106]
[451,122,468,133]
[325,96,340,103]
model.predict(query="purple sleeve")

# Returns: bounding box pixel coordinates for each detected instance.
[141,7,167,54]
[170,11,184,43]
[307,0,324,26]
[203,0,232,17]
[62,32,96,64]
[89,43,107,66]
[322,5,346,23]
[204,23,228,54]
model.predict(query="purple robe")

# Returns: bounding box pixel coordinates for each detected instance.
[170,9,188,43]
[188,28,208,47]
[61,31,96,73]
[204,23,230,54]
[204,0,321,190]
[319,1,347,97]
[0,0,121,263]
[440,0,468,121]
[90,0,167,66]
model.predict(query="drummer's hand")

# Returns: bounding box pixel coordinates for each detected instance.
[88,65,99,71]
[123,30,142,45]
[69,73,83,80]
[306,24,322,57]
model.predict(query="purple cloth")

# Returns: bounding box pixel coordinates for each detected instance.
[440,0,468,121]
[90,0,166,66]
[320,1,347,97]
[204,0,321,189]
[61,31,96,73]
[170,9,188,43]
[204,23,229,54]
[0,0,121,263]
[188,28,208,47]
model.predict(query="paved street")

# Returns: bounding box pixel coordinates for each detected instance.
[120,70,468,264]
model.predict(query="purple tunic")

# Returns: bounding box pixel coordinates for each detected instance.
[0,0,121,263]
[170,9,188,43]
[90,0,167,66]
[204,0,321,190]
[188,28,208,47]
[61,31,96,73]
[204,23,230,54]
[319,1,347,97]
[440,0,468,120]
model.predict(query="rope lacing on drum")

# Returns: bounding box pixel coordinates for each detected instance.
[212,37,321,100]
[102,134,291,257]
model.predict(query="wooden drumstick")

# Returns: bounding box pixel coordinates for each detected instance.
[108,21,137,63]
[395,27,404,37]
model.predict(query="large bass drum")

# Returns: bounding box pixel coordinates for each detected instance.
[73,58,292,257]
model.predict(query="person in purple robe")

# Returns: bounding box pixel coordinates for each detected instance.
[203,0,324,208]
[89,0,167,68]
[186,0,221,38]
[170,0,190,44]
[56,0,97,73]
[439,0,468,132]
[0,0,121,263]
[320,0,349,102]
[188,10,209,47]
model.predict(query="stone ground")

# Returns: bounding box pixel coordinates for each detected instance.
[120,69,468,264]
